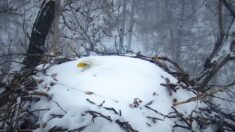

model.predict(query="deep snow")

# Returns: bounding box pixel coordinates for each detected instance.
[32,56,204,131]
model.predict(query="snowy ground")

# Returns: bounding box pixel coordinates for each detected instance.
[31,56,206,131]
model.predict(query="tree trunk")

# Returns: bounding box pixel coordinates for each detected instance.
[196,0,225,88]
[52,0,61,55]
[119,0,127,53]
[127,0,135,51]
[23,1,55,68]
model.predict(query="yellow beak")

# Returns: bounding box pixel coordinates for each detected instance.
[77,62,88,68]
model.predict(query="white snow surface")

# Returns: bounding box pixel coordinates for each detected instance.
[32,56,203,132]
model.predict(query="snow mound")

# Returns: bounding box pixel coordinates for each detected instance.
[32,56,205,131]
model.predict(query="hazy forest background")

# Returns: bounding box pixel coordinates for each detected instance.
[0,0,235,131]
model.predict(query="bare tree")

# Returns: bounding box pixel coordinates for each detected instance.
[51,0,61,55]
[23,1,55,68]
[127,0,135,51]
[196,0,235,89]
[118,0,127,53]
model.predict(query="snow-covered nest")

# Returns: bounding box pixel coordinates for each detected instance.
[31,56,208,131]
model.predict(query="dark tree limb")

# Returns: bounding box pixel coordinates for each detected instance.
[196,0,235,88]
[115,119,138,132]
[85,110,112,122]
[200,55,235,88]
[204,0,224,69]
[23,1,55,68]
[222,0,235,17]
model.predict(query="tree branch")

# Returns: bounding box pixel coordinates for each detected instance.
[222,0,235,17]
